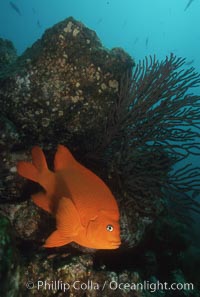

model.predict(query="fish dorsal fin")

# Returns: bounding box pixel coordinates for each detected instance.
[56,197,82,237]
[54,145,77,171]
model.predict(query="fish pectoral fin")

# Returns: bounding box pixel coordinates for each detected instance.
[56,197,82,237]
[32,192,52,214]
[43,230,72,248]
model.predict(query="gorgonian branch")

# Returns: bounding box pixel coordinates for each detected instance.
[100,54,200,221]
[101,53,200,161]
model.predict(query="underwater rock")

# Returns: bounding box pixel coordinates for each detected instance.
[0,148,29,201]
[0,215,20,297]
[0,16,155,250]
[0,17,133,148]
[0,17,133,216]
[0,17,166,260]
[0,38,17,74]
[19,252,150,297]
[181,245,200,287]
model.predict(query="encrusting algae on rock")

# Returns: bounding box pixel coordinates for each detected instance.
[17,145,121,249]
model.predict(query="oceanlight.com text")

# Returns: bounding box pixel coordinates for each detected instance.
[26,279,194,293]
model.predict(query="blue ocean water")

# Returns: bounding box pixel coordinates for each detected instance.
[1,0,199,64]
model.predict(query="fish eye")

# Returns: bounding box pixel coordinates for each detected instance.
[106,224,114,232]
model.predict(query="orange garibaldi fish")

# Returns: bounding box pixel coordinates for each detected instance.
[17,145,121,249]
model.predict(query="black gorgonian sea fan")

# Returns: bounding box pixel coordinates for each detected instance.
[102,54,200,156]
[91,53,200,222]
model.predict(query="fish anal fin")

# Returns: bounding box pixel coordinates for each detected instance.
[32,192,52,214]
[56,197,82,237]
[43,230,71,248]
[54,145,76,171]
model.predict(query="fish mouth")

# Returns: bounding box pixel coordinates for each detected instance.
[111,241,121,248]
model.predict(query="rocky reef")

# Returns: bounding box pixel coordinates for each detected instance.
[0,38,17,74]
[0,17,200,297]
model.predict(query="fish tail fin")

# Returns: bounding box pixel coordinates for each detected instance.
[17,161,39,182]
[31,146,48,171]
[17,146,55,193]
